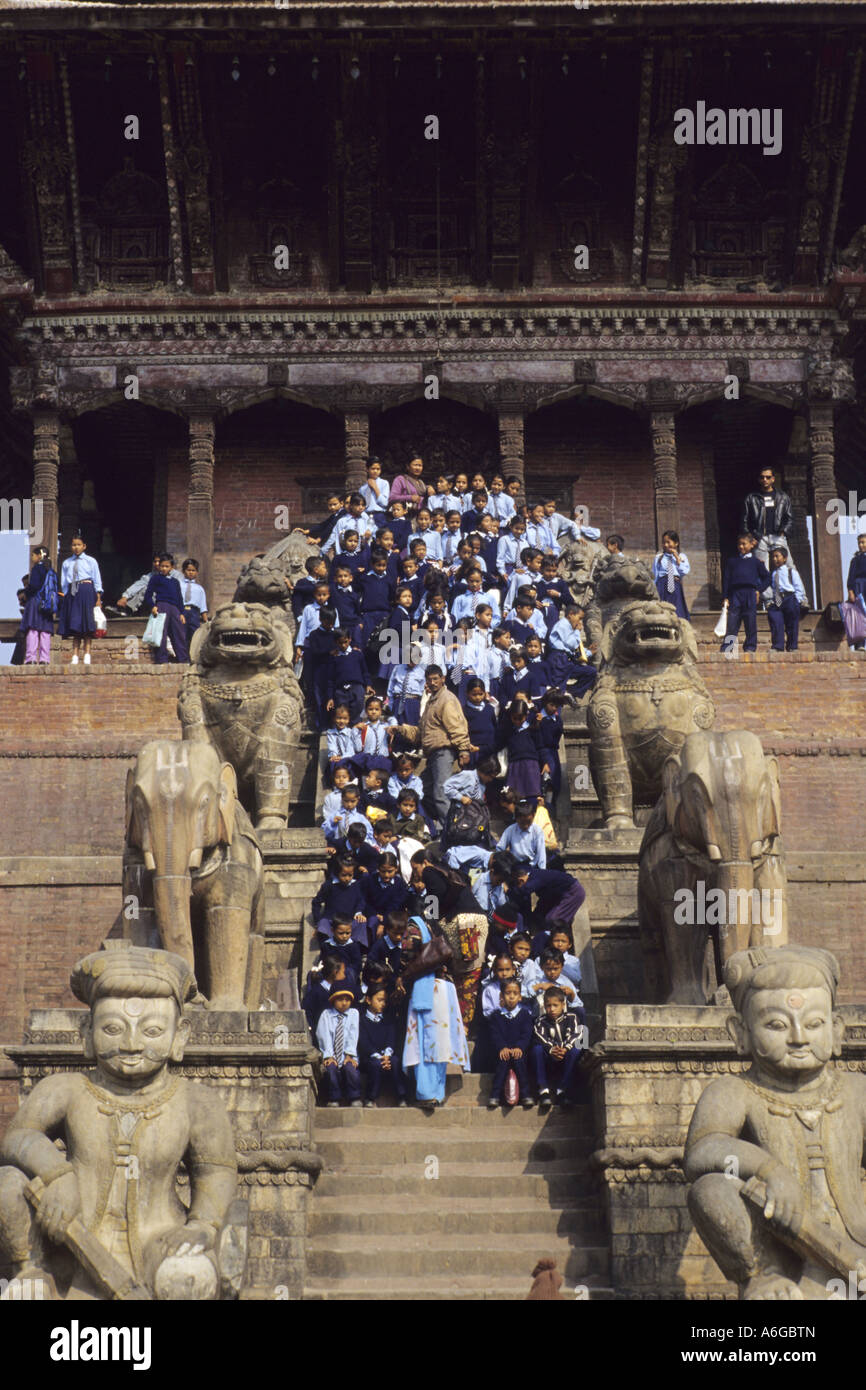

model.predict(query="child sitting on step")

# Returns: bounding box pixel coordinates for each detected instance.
[487,979,535,1110]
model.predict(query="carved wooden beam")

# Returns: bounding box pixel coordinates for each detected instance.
[807,399,843,605]
[821,46,862,283]
[187,410,215,592]
[157,49,186,291]
[22,53,74,296]
[630,45,654,287]
[171,47,216,295]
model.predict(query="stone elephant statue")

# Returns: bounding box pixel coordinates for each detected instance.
[637,729,789,1004]
[123,739,266,1010]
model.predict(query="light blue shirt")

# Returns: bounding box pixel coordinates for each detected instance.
[449,629,495,685]
[763,563,807,605]
[496,534,525,577]
[61,553,103,593]
[297,602,339,646]
[322,787,354,822]
[442,529,464,565]
[429,492,459,513]
[522,960,582,1008]
[525,520,559,555]
[415,528,444,562]
[387,663,427,706]
[322,807,375,844]
[451,590,501,624]
[442,768,484,802]
[549,618,582,654]
[358,719,395,758]
[327,726,361,759]
[329,510,376,554]
[360,478,390,513]
[316,1006,360,1063]
[485,493,516,525]
[180,578,208,610]
[504,604,547,641]
[497,822,546,870]
[652,552,691,591]
[473,870,507,917]
[388,771,424,800]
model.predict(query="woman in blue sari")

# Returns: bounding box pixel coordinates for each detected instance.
[402,916,470,1110]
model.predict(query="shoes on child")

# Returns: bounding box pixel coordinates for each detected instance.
[521,1095,535,1109]
[364,1100,375,1108]
[83,653,91,665]
[350,1099,363,1108]
[538,1090,552,1114]
[70,655,79,665]
[487,1097,500,1110]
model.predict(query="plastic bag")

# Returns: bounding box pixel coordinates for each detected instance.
[142,611,166,647]
[840,599,866,645]
[504,1067,519,1107]
[93,605,107,636]
[713,605,729,639]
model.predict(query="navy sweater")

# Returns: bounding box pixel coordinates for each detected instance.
[360,571,394,615]
[328,647,370,697]
[143,573,184,610]
[487,1006,533,1054]
[362,872,410,917]
[312,876,366,923]
[722,553,771,600]
[357,1009,398,1066]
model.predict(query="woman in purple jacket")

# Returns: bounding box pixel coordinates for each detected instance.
[389,454,430,513]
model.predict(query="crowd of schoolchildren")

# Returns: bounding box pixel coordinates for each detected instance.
[297,455,612,1112]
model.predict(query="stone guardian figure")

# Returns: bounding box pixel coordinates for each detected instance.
[684,945,866,1300]
[0,943,241,1301]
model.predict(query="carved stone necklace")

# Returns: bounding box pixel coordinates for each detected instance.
[743,1069,843,1116]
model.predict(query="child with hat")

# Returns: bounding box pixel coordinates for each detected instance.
[315,982,362,1107]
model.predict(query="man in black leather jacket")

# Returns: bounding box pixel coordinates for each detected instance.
[741,468,793,573]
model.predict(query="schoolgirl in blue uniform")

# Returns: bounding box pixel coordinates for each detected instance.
[384,501,412,554]
[330,563,362,635]
[462,678,499,768]
[357,551,394,646]
[361,851,411,940]
[353,695,396,776]
[21,546,55,664]
[536,690,566,802]
[652,530,691,619]
[503,697,544,800]
[58,535,104,666]
[379,587,416,682]
[301,608,338,728]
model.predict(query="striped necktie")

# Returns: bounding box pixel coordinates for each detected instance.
[71,559,80,595]
[185,580,193,602]
[773,571,782,608]
[665,556,676,594]
[334,1014,344,1064]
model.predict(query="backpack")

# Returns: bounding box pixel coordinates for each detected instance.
[440,797,491,850]
[38,567,59,618]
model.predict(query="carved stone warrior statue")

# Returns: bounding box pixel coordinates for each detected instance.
[685,946,866,1300]
[0,943,244,1301]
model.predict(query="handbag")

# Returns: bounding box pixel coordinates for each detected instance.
[142,611,166,647]
[504,1067,519,1107]
[713,605,729,638]
[93,605,107,636]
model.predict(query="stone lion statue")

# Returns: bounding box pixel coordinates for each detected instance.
[178,602,304,831]
[233,532,320,644]
[584,553,658,651]
[587,598,716,829]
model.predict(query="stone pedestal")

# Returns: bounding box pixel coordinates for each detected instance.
[4,1008,321,1300]
[587,1004,866,1300]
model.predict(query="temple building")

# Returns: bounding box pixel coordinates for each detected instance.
[1,1,866,607]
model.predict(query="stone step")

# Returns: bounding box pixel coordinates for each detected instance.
[309,1200,605,1238]
[313,1103,590,1130]
[303,1275,612,1301]
[306,1234,609,1281]
[314,1166,594,1200]
[315,1131,593,1166]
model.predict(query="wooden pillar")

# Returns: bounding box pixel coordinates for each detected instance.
[783,415,815,608]
[808,402,843,606]
[649,386,680,545]
[58,421,82,556]
[344,409,369,494]
[187,412,215,594]
[171,47,216,294]
[33,409,60,565]
[498,406,525,498]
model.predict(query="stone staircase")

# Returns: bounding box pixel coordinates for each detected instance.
[304,1074,608,1301]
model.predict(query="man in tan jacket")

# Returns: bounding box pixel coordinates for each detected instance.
[390,665,470,831]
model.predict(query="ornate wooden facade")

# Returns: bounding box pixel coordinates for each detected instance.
[1,2,866,605]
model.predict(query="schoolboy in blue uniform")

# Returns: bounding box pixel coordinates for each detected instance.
[320,915,365,978]
[312,859,368,944]
[487,980,535,1109]
[330,564,362,633]
[296,581,337,649]
[316,983,362,1107]
[302,956,351,1034]
[366,910,408,976]
[357,984,407,1106]
[292,556,328,620]
[509,861,586,940]
[143,554,188,664]
[385,500,412,553]
[764,545,807,653]
[333,531,366,583]
[180,559,209,638]
[327,627,372,724]
[302,607,338,728]
[847,532,866,603]
[721,534,771,654]
[536,690,566,801]
[358,550,394,645]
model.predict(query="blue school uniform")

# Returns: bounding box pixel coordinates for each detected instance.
[291,575,321,620]
[847,550,866,601]
[464,702,499,767]
[302,625,338,726]
[316,1006,362,1104]
[21,561,55,635]
[367,932,405,976]
[764,563,807,652]
[362,871,411,929]
[331,584,362,631]
[536,710,563,800]
[328,645,370,723]
[387,771,424,801]
[312,875,366,931]
[320,937,364,979]
[334,550,366,583]
[485,493,516,526]
[653,552,690,619]
[360,478,391,516]
[487,1004,534,1102]
[722,552,771,653]
[142,570,188,663]
[353,717,396,777]
[379,604,414,680]
[386,662,427,725]
[357,1007,406,1101]
[387,516,412,552]
[510,866,586,933]
[498,665,531,709]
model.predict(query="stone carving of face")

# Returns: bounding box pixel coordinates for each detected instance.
[735,986,841,1081]
[87,996,188,1085]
